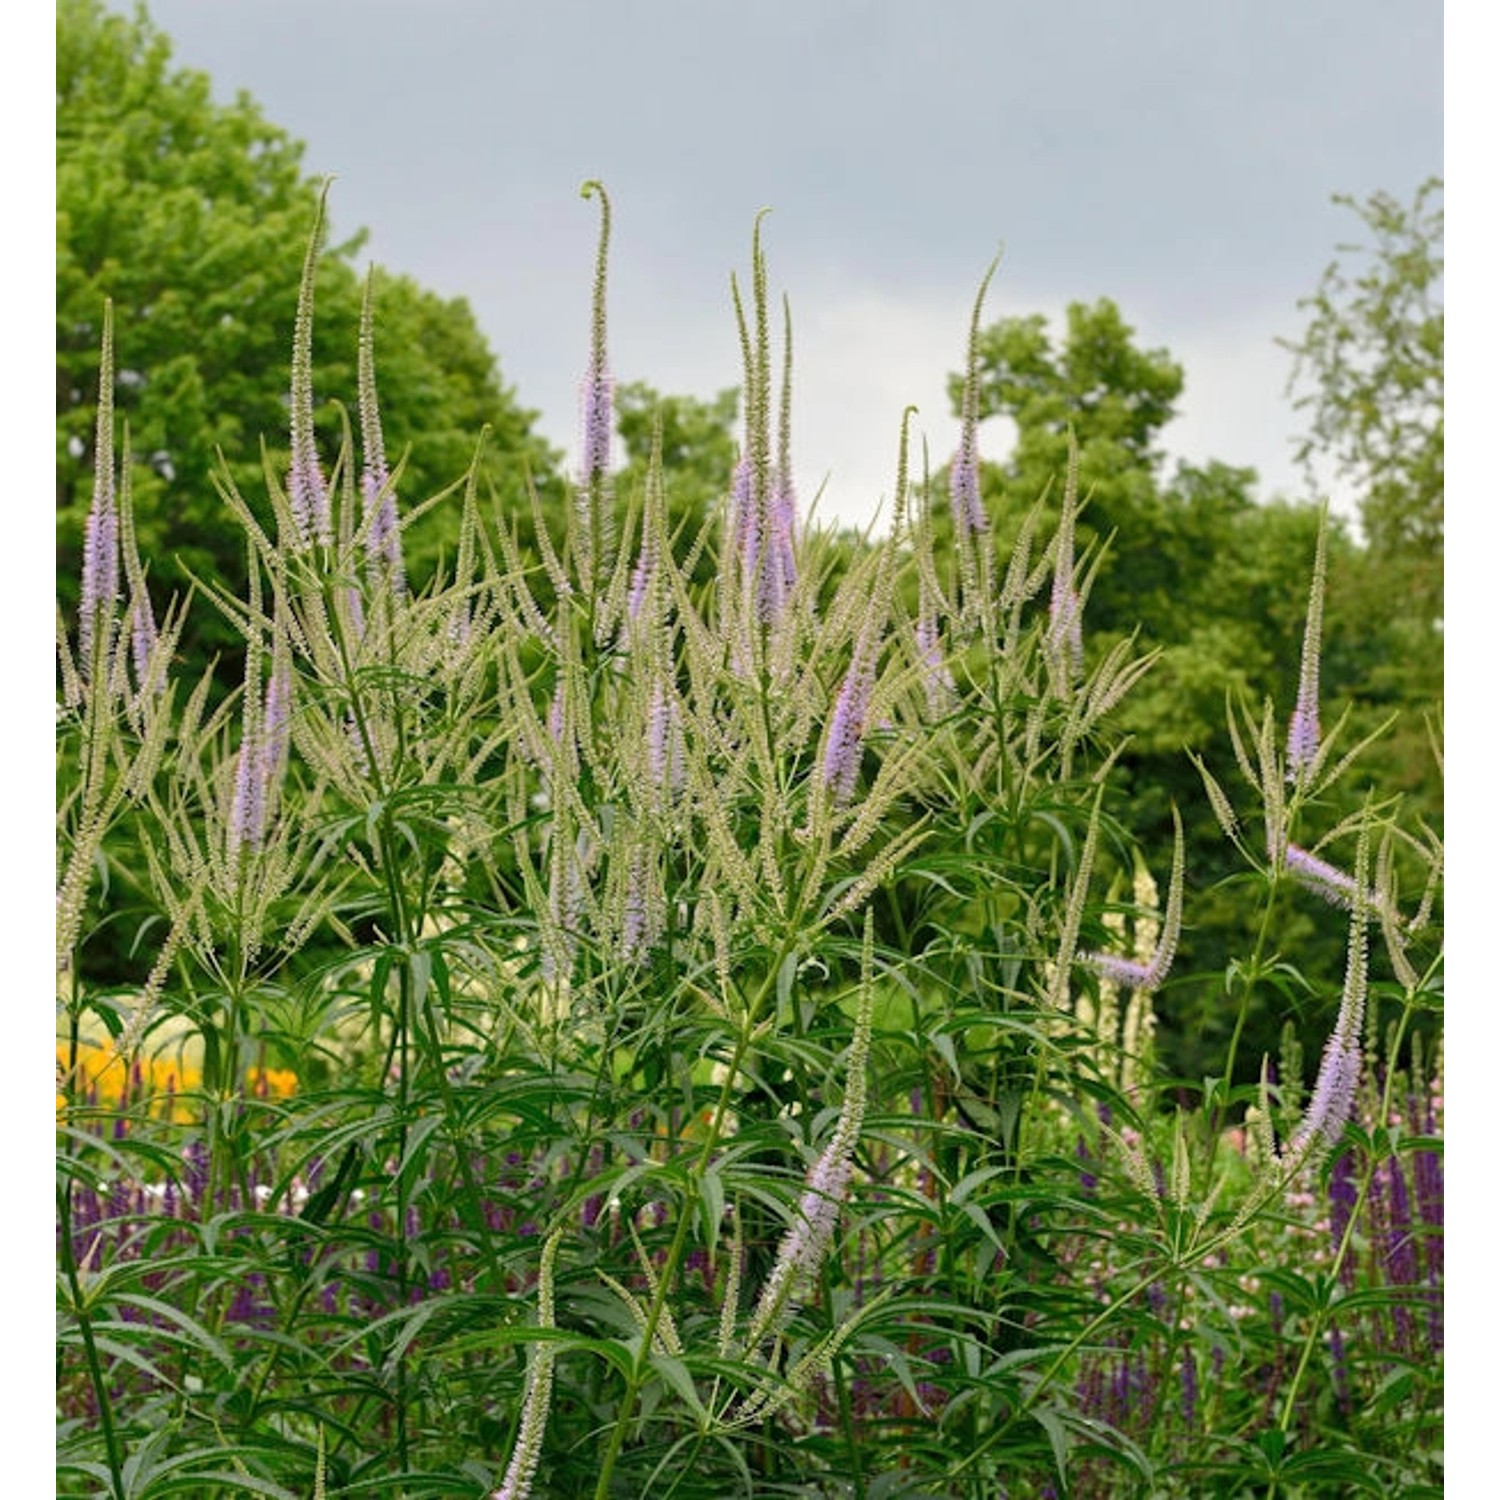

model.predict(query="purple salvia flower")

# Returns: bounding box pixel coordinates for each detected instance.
[1180,1346,1199,1430]
[1328,1149,1360,1290]
[1327,1323,1352,1416]
[1286,507,1328,786]
[1381,1154,1418,1352]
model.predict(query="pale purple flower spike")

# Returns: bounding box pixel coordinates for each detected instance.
[80,481,119,663]
[824,652,876,806]
[1286,509,1328,785]
[581,358,613,483]
[949,432,986,541]
[1287,901,1368,1159]
[1284,843,1373,912]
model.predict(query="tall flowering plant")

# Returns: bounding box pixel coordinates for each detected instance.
[57,180,1440,1500]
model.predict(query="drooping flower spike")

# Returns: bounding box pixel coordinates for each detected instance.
[1079,806,1184,994]
[1283,823,1372,1162]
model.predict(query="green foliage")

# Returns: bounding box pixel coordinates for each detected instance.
[615,380,740,571]
[56,0,560,682]
[56,76,1443,1486]
[1283,179,1443,608]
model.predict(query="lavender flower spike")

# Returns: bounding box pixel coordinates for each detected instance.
[823,637,877,807]
[79,301,119,666]
[745,917,876,1350]
[288,185,332,547]
[951,255,1000,541]
[492,1229,563,1500]
[1079,807,1184,993]
[1286,506,1329,786]
[1285,830,1371,1162]
[358,267,404,591]
[1282,841,1387,916]
[580,354,614,484]
[1046,434,1085,679]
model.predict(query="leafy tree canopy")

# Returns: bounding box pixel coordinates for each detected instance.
[57,0,560,671]
[1283,179,1443,591]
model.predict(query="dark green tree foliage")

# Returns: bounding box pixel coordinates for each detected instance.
[57,0,559,677]
[614,380,740,566]
[1282,180,1443,750]
[942,293,1437,1082]
[1284,180,1443,616]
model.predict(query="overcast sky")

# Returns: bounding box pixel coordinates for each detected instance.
[99,0,1441,530]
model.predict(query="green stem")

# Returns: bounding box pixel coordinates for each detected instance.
[1266,976,1429,1496]
[589,918,805,1500]
[59,1182,127,1500]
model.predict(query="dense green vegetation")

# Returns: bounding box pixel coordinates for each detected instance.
[57,5,1441,1496]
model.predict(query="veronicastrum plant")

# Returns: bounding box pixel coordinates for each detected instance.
[57,180,1441,1499]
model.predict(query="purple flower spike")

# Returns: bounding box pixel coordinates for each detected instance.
[1283,842,1381,914]
[80,483,119,664]
[823,649,876,806]
[287,186,332,547]
[581,358,613,484]
[1287,884,1369,1160]
[949,434,986,542]
[757,469,798,624]
[1286,509,1329,787]
[80,304,119,665]
[359,269,405,590]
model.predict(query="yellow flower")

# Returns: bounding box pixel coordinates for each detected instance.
[247,1066,298,1100]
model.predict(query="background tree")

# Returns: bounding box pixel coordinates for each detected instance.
[941,293,1438,1082]
[613,380,740,568]
[57,0,560,682]
[1281,178,1443,766]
